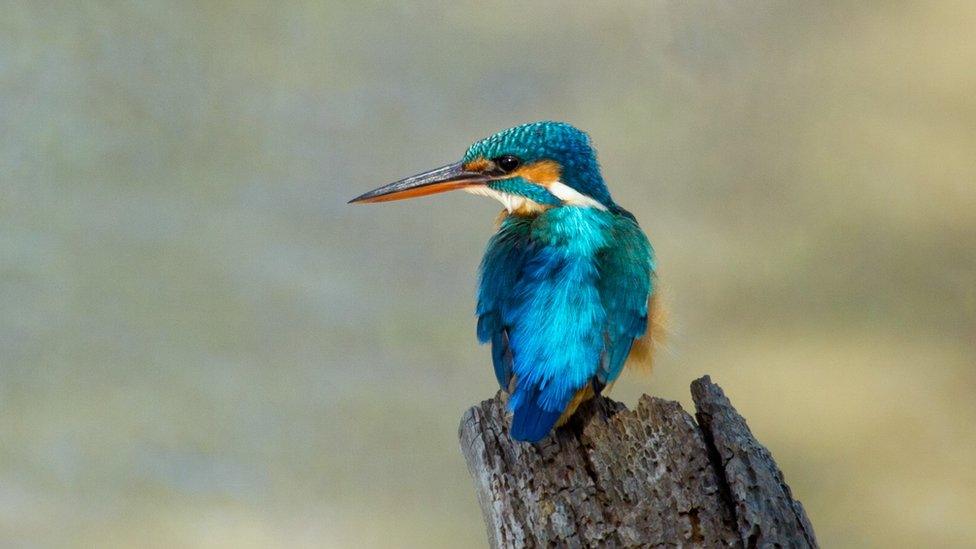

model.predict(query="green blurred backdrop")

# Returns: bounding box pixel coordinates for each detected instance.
[2,2,975,547]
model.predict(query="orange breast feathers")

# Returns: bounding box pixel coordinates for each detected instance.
[625,290,667,374]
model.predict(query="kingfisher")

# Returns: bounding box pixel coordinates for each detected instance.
[350,122,661,442]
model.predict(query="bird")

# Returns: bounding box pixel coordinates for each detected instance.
[349,121,662,443]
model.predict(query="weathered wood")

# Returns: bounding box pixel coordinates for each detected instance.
[691,376,818,548]
[459,376,817,548]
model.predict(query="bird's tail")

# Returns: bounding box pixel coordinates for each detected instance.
[508,382,565,443]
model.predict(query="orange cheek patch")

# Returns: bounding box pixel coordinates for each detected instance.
[514,160,562,185]
[464,158,490,172]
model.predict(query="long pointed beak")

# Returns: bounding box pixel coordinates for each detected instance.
[348,162,488,204]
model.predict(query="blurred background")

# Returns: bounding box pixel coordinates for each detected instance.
[2,2,974,547]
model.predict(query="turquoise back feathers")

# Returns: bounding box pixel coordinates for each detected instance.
[477,205,654,442]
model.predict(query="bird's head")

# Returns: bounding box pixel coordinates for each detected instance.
[349,122,613,213]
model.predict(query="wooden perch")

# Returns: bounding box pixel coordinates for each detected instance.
[458,376,817,548]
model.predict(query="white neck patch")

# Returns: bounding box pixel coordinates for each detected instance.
[547,181,608,210]
[464,180,607,213]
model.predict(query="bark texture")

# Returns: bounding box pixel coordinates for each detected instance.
[458,376,817,548]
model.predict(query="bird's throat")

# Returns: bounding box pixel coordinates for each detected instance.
[463,186,550,215]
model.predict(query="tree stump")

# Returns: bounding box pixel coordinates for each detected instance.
[458,376,817,548]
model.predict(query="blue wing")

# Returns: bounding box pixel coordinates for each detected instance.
[477,209,613,442]
[596,208,655,387]
[476,216,534,389]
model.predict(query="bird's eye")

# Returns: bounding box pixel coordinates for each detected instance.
[493,155,521,174]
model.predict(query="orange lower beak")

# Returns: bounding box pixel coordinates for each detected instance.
[348,162,488,204]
